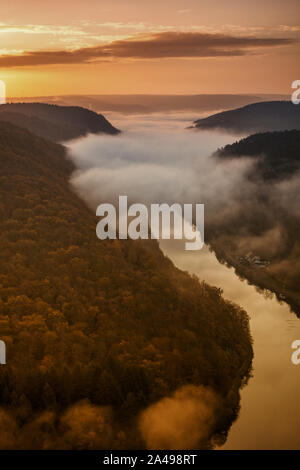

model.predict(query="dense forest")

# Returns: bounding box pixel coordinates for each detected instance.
[193,101,300,134]
[0,120,253,449]
[0,103,120,142]
[207,130,300,315]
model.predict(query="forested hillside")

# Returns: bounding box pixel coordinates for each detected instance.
[0,121,252,449]
[216,130,300,180]
[0,103,120,142]
[208,130,300,315]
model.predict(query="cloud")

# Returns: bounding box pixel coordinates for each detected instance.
[0,31,294,67]
[279,25,300,32]
[95,22,149,30]
[0,23,87,36]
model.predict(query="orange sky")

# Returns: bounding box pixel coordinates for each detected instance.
[0,0,300,96]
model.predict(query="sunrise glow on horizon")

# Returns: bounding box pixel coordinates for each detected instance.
[0,0,300,97]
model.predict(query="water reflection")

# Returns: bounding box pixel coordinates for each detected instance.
[160,239,300,449]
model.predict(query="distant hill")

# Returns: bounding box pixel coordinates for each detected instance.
[8,93,289,114]
[0,103,120,142]
[193,101,300,134]
[0,121,252,449]
[215,129,300,180]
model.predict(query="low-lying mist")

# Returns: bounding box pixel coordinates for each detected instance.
[0,386,221,449]
[67,118,298,241]
[139,385,220,450]
[67,125,252,217]
[66,115,300,308]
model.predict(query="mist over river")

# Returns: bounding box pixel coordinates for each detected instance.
[67,112,300,450]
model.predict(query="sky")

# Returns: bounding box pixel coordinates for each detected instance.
[0,0,300,96]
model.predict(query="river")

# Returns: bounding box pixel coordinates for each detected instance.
[68,111,300,450]
[160,240,300,449]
